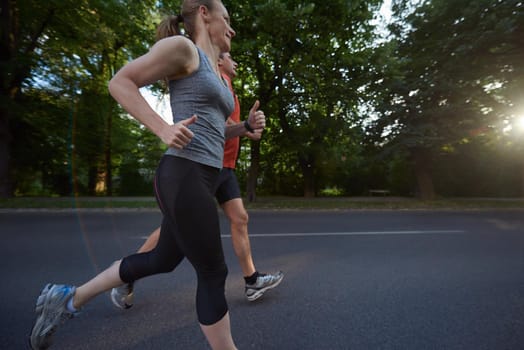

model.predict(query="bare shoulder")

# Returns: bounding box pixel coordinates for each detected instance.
[152,36,199,79]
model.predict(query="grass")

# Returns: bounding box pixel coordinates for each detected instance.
[0,197,157,209]
[1,196,523,210]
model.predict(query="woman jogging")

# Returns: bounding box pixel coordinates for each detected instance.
[29,1,264,349]
[110,51,283,309]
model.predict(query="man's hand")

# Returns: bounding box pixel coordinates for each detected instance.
[247,100,266,130]
[246,128,263,141]
[159,115,197,149]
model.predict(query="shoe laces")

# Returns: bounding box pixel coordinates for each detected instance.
[257,273,277,284]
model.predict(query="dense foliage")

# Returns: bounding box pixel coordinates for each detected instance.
[1,0,522,198]
[367,0,524,198]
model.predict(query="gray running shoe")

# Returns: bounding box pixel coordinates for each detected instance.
[29,284,77,350]
[110,282,134,309]
[245,271,284,302]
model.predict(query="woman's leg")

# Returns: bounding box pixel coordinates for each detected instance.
[73,214,184,308]
[201,312,236,350]
[29,156,187,350]
[73,260,123,308]
[76,157,186,307]
[156,157,236,350]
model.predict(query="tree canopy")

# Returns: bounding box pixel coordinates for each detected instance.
[1,0,523,199]
[367,0,524,198]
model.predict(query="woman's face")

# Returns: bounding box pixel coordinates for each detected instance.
[207,1,236,53]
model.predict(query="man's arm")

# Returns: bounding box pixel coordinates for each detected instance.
[225,100,265,139]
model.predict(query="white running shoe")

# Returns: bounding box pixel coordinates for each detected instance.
[245,271,284,302]
[29,284,77,349]
[110,282,134,309]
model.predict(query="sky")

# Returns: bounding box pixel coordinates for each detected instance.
[142,87,172,124]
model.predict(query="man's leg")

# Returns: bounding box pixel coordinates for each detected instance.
[220,198,255,277]
[138,227,161,253]
[221,197,283,302]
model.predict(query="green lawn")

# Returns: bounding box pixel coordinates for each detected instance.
[1,196,523,210]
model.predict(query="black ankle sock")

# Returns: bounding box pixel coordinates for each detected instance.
[244,271,259,285]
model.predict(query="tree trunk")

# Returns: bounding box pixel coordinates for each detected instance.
[105,110,112,196]
[246,140,260,202]
[303,174,315,198]
[521,161,524,197]
[0,0,14,197]
[298,154,315,198]
[0,109,11,197]
[88,164,97,196]
[410,148,435,200]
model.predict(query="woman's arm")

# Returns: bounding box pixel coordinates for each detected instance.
[108,36,199,148]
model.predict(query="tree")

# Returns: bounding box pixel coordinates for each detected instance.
[0,0,54,197]
[367,0,524,199]
[1,0,162,197]
[230,0,382,198]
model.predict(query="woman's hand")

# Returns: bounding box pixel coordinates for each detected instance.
[159,115,197,149]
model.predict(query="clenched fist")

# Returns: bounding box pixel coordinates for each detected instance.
[246,100,266,131]
[159,115,197,149]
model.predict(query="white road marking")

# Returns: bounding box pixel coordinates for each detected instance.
[224,230,466,238]
[136,230,465,240]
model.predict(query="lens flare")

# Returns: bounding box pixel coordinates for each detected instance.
[516,115,524,132]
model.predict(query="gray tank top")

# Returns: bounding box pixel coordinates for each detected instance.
[165,46,234,168]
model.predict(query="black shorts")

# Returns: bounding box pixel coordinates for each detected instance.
[214,168,241,204]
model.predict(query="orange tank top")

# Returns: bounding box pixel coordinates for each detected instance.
[222,74,241,169]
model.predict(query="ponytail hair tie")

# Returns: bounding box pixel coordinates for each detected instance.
[177,14,184,22]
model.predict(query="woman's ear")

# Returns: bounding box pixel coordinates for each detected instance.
[199,4,211,22]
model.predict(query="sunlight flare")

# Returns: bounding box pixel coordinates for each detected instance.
[516,115,524,132]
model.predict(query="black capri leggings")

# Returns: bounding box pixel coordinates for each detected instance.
[119,155,228,325]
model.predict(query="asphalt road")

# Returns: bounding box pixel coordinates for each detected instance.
[1,209,523,350]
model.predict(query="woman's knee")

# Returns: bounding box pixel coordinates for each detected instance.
[119,251,179,283]
[195,263,229,325]
[197,262,228,288]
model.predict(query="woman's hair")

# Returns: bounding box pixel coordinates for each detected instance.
[156,0,219,42]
